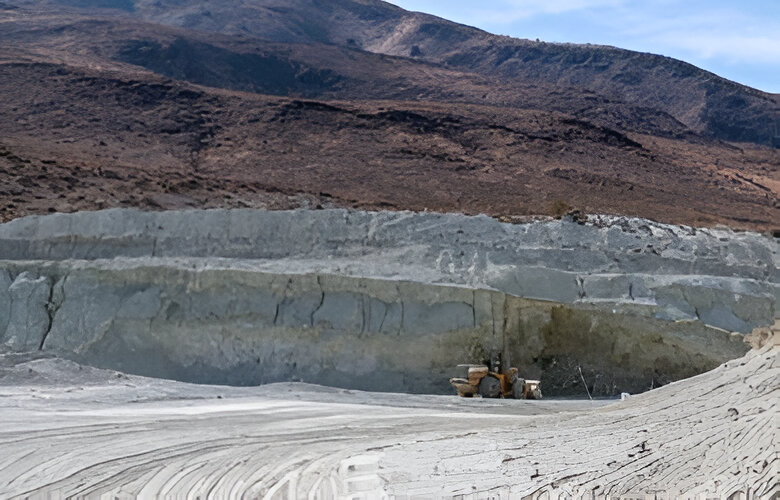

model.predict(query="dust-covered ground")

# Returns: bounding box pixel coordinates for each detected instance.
[0,337,776,499]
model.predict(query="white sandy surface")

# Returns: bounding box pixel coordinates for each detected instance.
[0,345,775,499]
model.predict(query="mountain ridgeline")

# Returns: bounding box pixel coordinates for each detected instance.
[16,0,779,146]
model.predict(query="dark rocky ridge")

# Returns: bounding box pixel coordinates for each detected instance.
[117,38,346,97]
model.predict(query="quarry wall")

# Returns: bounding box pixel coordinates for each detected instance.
[0,209,776,395]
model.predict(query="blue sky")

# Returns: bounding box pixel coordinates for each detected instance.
[387,0,779,93]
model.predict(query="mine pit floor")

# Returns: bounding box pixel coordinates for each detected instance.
[0,347,775,499]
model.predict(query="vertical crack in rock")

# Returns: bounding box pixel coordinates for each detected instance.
[310,275,325,327]
[628,283,634,301]
[680,286,703,322]
[501,295,510,369]
[360,296,367,335]
[40,274,66,351]
[576,276,586,299]
[399,298,405,337]
[151,292,167,334]
[274,277,293,326]
[471,290,477,328]
[490,297,496,340]
[377,300,388,333]
[396,282,404,336]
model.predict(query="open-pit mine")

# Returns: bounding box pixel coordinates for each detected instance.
[0,208,776,498]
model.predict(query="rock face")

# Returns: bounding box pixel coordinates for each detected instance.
[0,271,52,350]
[0,209,776,395]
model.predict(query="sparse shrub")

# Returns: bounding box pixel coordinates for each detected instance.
[550,200,571,218]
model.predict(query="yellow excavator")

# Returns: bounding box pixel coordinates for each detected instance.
[449,358,542,399]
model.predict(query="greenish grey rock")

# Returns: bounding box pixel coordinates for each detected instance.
[1,272,51,350]
[0,259,752,395]
[0,208,775,395]
[0,270,13,339]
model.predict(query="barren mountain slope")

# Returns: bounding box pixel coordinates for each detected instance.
[1,59,777,229]
[0,6,697,139]
[0,3,777,230]
[12,0,777,145]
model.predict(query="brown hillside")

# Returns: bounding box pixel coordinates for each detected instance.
[0,4,777,230]
[14,0,776,145]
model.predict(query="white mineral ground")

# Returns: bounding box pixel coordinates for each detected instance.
[0,328,776,499]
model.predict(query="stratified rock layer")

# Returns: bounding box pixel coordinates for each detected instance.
[0,209,776,394]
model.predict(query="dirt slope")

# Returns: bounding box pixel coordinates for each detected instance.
[0,4,777,230]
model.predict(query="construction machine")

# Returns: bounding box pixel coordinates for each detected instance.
[449,360,541,399]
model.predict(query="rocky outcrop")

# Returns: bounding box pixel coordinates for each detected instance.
[1,208,776,329]
[0,209,776,394]
[0,270,52,350]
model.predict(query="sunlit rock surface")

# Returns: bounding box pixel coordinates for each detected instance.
[0,209,776,395]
